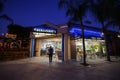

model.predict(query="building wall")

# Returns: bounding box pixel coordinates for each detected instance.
[105,32,119,56]
[70,39,77,60]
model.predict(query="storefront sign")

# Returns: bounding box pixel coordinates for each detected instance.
[31,25,57,38]
[33,27,57,34]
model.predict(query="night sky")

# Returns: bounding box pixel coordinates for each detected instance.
[0,0,69,35]
[0,0,119,35]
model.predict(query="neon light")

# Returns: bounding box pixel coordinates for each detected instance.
[69,27,103,38]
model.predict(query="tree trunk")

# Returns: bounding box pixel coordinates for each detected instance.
[103,28,111,61]
[80,21,87,65]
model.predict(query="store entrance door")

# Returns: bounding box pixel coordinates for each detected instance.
[39,37,62,62]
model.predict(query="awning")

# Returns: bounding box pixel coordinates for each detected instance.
[69,26,103,39]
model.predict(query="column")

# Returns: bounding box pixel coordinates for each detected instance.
[30,38,35,57]
[35,39,40,57]
[62,33,64,61]
[64,33,71,61]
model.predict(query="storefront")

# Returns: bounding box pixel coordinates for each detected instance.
[69,26,106,62]
[30,24,71,62]
[30,23,107,62]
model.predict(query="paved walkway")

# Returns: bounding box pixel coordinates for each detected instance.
[0,57,120,80]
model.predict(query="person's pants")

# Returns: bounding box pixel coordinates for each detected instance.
[49,54,53,62]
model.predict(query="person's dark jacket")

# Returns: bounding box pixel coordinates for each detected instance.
[49,46,54,54]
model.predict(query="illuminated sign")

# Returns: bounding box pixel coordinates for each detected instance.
[33,28,57,34]
[31,24,57,38]
[69,27,103,38]
[5,33,17,38]
[33,24,57,34]
[32,32,55,38]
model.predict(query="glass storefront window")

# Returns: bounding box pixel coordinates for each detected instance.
[75,38,106,62]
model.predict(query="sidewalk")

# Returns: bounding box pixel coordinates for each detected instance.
[0,57,120,80]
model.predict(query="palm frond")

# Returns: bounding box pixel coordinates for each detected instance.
[0,14,13,24]
[0,2,3,12]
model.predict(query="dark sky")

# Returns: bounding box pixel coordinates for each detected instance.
[0,0,69,35]
[0,0,119,35]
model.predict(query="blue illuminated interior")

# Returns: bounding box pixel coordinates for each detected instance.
[69,27,103,38]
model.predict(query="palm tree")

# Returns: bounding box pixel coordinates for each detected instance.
[0,2,3,12]
[0,14,14,24]
[0,1,2,30]
[0,1,14,32]
[110,2,120,31]
[0,0,7,12]
[91,0,120,61]
[59,0,93,65]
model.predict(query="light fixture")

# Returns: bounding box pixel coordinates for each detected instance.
[69,27,103,38]
[118,35,120,38]
[102,32,104,35]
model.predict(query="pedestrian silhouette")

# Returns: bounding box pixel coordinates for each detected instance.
[48,46,54,62]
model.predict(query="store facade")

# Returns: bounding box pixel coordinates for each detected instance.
[69,25,106,62]
[30,23,107,62]
[30,23,71,62]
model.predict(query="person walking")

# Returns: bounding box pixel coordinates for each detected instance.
[48,46,54,62]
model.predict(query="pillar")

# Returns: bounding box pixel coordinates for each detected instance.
[63,33,71,61]
[30,38,35,57]
[35,39,41,57]
[62,34,64,61]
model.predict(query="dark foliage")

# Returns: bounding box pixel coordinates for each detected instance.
[7,24,32,39]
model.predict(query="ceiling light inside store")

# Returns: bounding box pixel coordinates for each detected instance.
[33,32,55,37]
[118,35,120,38]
